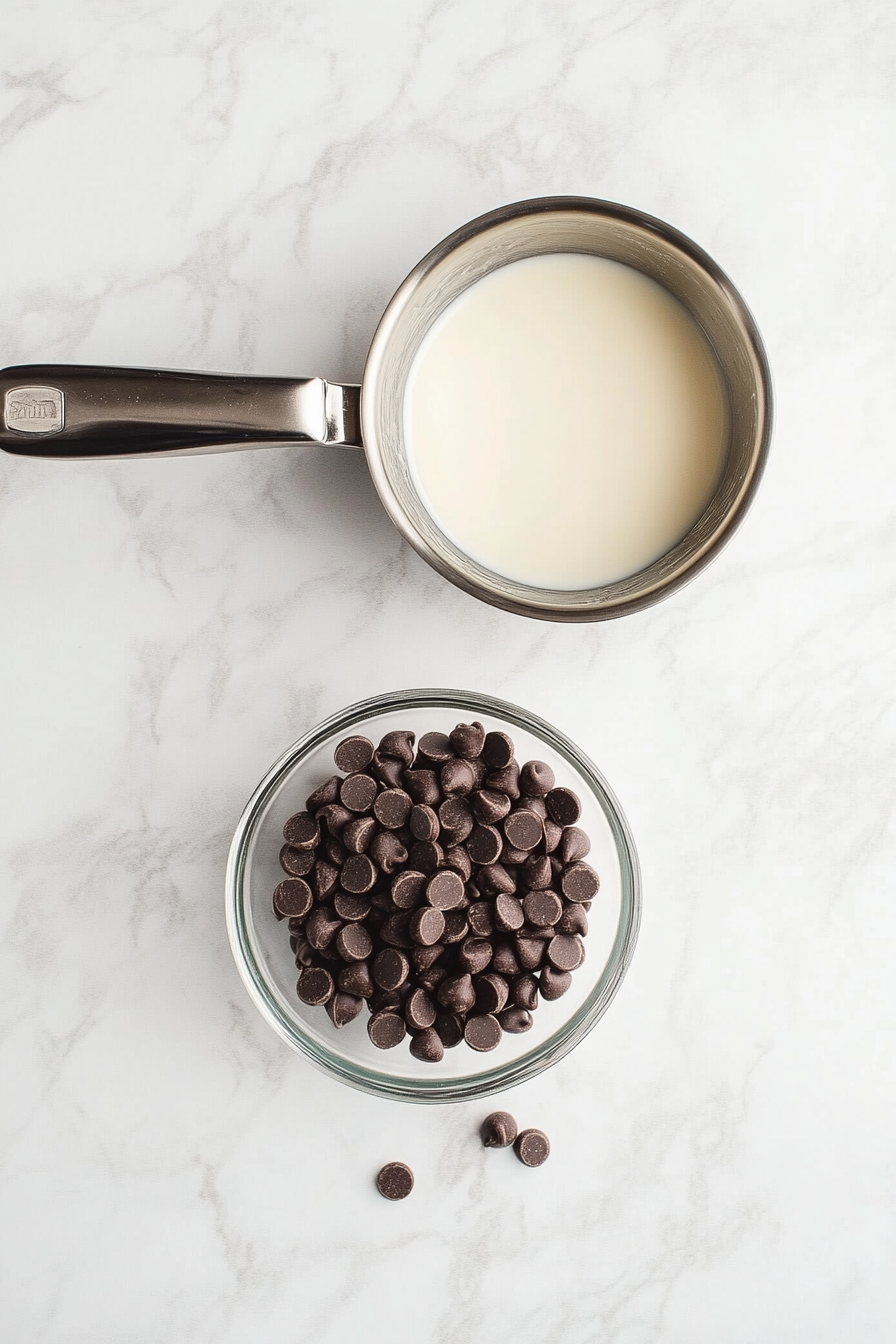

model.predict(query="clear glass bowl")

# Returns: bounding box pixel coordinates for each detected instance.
[225,689,641,1103]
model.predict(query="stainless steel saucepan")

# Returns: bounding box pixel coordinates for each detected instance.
[0,196,772,622]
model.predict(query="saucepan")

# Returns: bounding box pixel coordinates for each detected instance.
[0,196,772,622]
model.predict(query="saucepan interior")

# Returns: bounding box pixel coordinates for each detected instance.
[360,197,772,623]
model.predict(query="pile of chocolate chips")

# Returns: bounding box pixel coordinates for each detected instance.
[272,722,599,1063]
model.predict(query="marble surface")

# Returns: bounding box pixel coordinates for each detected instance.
[2,1,895,1339]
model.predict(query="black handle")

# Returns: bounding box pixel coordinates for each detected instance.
[0,364,362,458]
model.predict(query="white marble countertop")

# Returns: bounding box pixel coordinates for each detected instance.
[2,2,895,1340]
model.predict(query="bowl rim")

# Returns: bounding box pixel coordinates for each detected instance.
[225,688,642,1103]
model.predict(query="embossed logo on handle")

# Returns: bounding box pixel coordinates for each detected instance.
[4,385,65,434]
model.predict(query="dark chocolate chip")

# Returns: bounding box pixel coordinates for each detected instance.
[372,947,410,990]
[404,769,441,806]
[417,731,454,764]
[441,758,474,796]
[279,845,315,877]
[408,840,443,874]
[558,825,591,864]
[471,789,512,825]
[373,788,413,830]
[326,991,364,1027]
[282,811,320,850]
[311,860,339,901]
[391,869,427,909]
[467,824,503,866]
[511,973,539,1010]
[515,937,545,971]
[437,973,476,1014]
[561,862,600,903]
[338,960,373,997]
[433,1011,465,1049]
[458,937,493,975]
[410,906,445,947]
[539,966,572,1000]
[325,836,348,866]
[481,1111,518,1147]
[297,966,334,1006]
[333,735,375,774]
[380,911,413,949]
[412,942,445,972]
[333,891,372,922]
[556,904,588,936]
[437,796,473,842]
[449,721,485,759]
[475,972,509,1015]
[368,1012,407,1049]
[409,804,439,842]
[547,933,585,971]
[493,893,525,932]
[416,965,448,994]
[467,758,489,790]
[444,846,473,882]
[467,901,494,938]
[306,775,341,811]
[378,730,415,766]
[369,988,403,1015]
[342,815,377,854]
[486,762,520,800]
[503,809,543,852]
[370,752,405,788]
[273,878,313,919]
[478,863,516,896]
[341,853,377,894]
[409,1028,444,1062]
[340,773,379,814]
[294,937,315,969]
[317,803,354,835]
[482,731,515,770]
[441,909,470,943]
[519,760,555,797]
[464,1014,503,1052]
[514,1128,550,1166]
[369,831,408,874]
[545,787,581,826]
[499,1007,532,1033]
[426,869,466,910]
[491,942,521,977]
[335,922,373,962]
[522,890,562,927]
[404,987,437,1031]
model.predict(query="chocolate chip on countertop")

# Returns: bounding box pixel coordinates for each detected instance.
[367,1011,407,1050]
[519,760,555,797]
[333,735,375,774]
[545,786,581,826]
[464,1014,503,1052]
[273,878,313,919]
[480,1111,518,1147]
[514,1128,550,1167]
[376,1161,414,1199]
[282,811,320,849]
[561,862,600,903]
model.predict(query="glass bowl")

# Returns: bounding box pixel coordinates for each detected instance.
[225,688,641,1103]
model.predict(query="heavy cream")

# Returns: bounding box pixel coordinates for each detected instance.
[404,252,728,590]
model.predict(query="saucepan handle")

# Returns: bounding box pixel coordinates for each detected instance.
[0,364,363,458]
